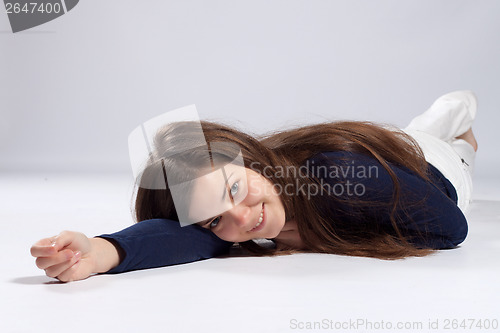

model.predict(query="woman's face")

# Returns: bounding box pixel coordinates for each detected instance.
[193,166,286,242]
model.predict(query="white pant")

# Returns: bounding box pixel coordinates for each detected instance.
[402,91,477,214]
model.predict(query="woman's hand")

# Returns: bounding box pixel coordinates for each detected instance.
[31,231,122,282]
[30,231,95,282]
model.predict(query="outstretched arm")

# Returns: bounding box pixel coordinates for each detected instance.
[30,231,121,282]
[96,219,233,274]
[31,219,233,282]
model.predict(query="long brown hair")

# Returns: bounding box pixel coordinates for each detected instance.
[134,120,436,259]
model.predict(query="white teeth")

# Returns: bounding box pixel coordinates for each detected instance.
[253,207,264,230]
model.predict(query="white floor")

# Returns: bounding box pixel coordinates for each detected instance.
[1,173,499,333]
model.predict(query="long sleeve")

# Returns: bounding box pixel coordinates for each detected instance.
[308,151,468,249]
[96,219,233,274]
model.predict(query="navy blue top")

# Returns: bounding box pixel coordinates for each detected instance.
[97,151,468,274]
[307,151,467,249]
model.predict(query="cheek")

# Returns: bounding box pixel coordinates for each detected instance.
[246,178,269,201]
[215,225,241,242]
[246,178,260,195]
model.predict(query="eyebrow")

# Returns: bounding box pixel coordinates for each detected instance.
[198,170,234,227]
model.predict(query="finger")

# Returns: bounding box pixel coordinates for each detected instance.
[44,251,81,278]
[36,248,74,270]
[57,260,90,282]
[56,260,82,282]
[30,237,58,257]
[50,231,76,252]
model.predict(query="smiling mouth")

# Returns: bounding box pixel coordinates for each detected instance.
[250,203,265,232]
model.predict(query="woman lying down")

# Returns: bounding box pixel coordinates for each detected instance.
[30,91,478,282]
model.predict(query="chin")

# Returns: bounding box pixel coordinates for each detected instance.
[266,227,282,239]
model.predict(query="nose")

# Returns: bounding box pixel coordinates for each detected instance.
[226,204,252,228]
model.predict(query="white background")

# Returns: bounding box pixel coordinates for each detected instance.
[1,2,500,333]
[0,0,499,176]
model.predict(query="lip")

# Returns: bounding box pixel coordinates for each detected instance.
[250,203,265,232]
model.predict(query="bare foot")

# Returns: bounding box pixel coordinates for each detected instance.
[456,128,478,152]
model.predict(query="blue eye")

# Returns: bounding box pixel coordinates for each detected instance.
[210,216,221,228]
[230,181,239,197]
